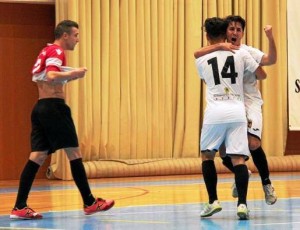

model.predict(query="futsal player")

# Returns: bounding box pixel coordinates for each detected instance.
[194,15,277,205]
[195,17,267,220]
[10,20,114,220]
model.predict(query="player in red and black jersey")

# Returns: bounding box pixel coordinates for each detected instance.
[10,20,114,220]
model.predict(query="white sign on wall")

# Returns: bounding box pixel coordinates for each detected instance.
[288,0,300,130]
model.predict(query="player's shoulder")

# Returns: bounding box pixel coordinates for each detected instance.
[241,44,262,53]
[234,48,250,57]
[44,43,64,56]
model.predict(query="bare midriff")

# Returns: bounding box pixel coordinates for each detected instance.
[36,81,65,99]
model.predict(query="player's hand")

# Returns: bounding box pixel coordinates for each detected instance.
[220,42,240,53]
[264,25,273,39]
[72,67,87,79]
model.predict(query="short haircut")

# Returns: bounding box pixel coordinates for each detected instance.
[225,15,246,31]
[203,17,227,40]
[54,20,79,39]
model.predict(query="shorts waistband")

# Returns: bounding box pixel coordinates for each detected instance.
[37,98,65,103]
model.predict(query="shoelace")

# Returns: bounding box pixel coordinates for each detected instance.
[24,207,39,217]
[264,185,274,195]
[203,203,212,212]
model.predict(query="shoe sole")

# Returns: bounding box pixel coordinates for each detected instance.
[237,211,249,220]
[266,197,277,205]
[200,207,222,217]
[84,201,115,215]
[10,215,42,220]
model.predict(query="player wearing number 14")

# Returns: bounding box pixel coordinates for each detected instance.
[195,17,266,220]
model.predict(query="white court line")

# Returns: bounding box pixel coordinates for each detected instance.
[253,222,300,226]
[0,228,64,230]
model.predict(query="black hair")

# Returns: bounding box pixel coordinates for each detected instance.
[203,17,227,40]
[225,15,246,30]
[54,20,79,39]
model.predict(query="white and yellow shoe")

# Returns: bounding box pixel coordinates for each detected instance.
[200,200,222,217]
[237,204,250,220]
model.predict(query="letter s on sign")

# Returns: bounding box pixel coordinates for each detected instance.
[295,79,300,93]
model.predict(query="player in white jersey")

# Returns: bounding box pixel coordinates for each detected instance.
[194,15,277,205]
[195,17,266,220]
[10,20,114,220]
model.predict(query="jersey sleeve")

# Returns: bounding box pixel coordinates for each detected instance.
[241,44,264,64]
[32,45,66,82]
[45,47,65,72]
[195,57,205,80]
[241,50,260,73]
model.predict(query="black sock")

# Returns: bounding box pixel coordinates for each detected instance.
[202,160,218,204]
[70,158,95,206]
[14,160,40,209]
[234,164,249,206]
[221,155,235,173]
[251,147,271,185]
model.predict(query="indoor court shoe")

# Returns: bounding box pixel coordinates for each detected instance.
[200,200,222,217]
[263,184,277,205]
[237,204,249,220]
[84,198,115,215]
[10,207,43,220]
[232,170,252,198]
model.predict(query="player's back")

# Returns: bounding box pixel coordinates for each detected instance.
[195,49,259,124]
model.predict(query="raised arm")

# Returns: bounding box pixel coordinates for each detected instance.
[194,43,239,59]
[260,25,277,66]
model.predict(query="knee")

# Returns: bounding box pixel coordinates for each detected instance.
[29,151,48,165]
[248,135,261,151]
[218,145,226,158]
[230,155,245,166]
[65,147,82,161]
[248,138,261,151]
[201,151,216,161]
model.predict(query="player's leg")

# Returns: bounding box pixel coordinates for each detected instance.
[219,141,247,199]
[231,155,250,220]
[226,122,250,220]
[247,108,276,205]
[65,147,95,205]
[200,124,224,217]
[219,142,235,173]
[248,135,270,184]
[231,156,249,205]
[248,135,277,204]
[201,151,222,217]
[10,151,47,219]
[65,147,114,215]
[44,99,114,214]
[220,141,251,199]
[10,103,47,220]
[202,152,218,205]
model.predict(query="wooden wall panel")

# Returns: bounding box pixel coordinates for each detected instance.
[0,3,54,180]
[285,131,300,155]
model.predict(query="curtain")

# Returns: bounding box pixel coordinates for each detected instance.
[51,0,287,179]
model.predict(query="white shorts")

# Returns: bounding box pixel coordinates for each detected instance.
[200,122,250,157]
[246,107,262,139]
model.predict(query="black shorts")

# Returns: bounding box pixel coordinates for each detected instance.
[31,98,79,154]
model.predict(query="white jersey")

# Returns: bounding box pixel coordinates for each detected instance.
[241,44,264,110]
[195,49,259,125]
